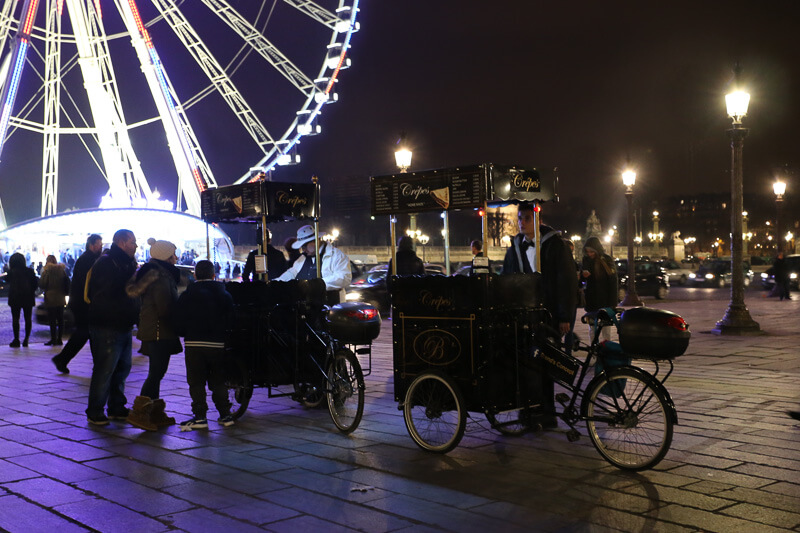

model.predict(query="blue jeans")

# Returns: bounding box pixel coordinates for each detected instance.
[86,327,132,418]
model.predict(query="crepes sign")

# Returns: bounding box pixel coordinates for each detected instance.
[371,165,487,215]
[201,181,319,223]
[201,182,263,222]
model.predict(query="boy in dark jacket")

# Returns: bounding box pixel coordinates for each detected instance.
[174,260,235,430]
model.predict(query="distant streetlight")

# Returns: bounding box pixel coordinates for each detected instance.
[418,233,429,261]
[620,169,643,306]
[713,67,760,335]
[773,180,786,253]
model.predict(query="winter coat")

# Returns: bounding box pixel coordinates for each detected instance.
[581,254,618,311]
[6,264,38,309]
[39,262,69,309]
[386,249,425,292]
[502,224,578,325]
[174,279,234,349]
[87,244,139,330]
[126,259,180,344]
[276,242,352,303]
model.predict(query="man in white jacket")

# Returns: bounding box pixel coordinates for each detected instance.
[277,225,352,304]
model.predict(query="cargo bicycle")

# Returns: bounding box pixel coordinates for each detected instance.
[201,179,381,434]
[393,274,689,471]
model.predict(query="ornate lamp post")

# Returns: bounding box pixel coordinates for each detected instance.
[620,169,643,306]
[713,76,761,335]
[773,180,786,253]
[418,233,429,262]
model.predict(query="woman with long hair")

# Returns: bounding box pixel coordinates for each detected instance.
[581,236,618,341]
[6,252,38,347]
[39,254,70,346]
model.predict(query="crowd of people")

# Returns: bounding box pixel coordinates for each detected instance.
[3,209,796,430]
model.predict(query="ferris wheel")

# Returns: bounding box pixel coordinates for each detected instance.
[0,0,360,220]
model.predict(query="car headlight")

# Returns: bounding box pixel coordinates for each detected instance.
[689,273,696,279]
[705,273,714,280]
[791,273,798,280]
[345,292,362,302]
[761,272,768,279]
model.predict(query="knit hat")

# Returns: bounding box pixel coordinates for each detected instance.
[147,237,177,261]
[292,225,317,249]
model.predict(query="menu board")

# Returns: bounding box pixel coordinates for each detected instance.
[371,165,488,215]
[201,182,263,223]
[201,181,319,223]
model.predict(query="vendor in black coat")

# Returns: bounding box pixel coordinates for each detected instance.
[387,236,425,293]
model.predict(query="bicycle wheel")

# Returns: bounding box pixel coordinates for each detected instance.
[485,408,532,436]
[403,373,466,453]
[294,381,325,409]
[224,359,253,420]
[326,349,365,434]
[582,368,673,471]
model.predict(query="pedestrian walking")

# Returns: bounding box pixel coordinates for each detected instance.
[85,229,140,426]
[52,234,103,374]
[125,238,182,431]
[174,260,236,430]
[6,252,37,348]
[580,236,618,341]
[773,251,791,301]
[39,254,70,346]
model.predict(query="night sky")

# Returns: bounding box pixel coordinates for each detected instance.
[1,1,798,239]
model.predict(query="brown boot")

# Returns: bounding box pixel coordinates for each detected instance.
[127,396,158,431]
[150,399,176,428]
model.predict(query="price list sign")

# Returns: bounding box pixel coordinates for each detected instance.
[201,182,263,223]
[371,165,488,215]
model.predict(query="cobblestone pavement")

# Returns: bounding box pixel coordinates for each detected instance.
[0,289,798,532]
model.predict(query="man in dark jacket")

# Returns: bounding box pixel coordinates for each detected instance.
[174,260,235,430]
[242,229,287,281]
[386,235,425,293]
[85,229,139,426]
[52,234,103,374]
[502,202,578,428]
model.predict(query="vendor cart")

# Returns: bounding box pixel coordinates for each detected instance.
[372,164,688,469]
[200,178,380,433]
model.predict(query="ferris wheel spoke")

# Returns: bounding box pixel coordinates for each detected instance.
[201,0,314,96]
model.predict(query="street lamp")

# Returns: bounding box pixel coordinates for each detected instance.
[620,169,643,306]
[418,233,429,262]
[713,70,760,335]
[773,180,786,253]
[395,133,416,247]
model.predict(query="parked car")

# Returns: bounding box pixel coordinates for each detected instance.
[345,264,445,315]
[760,254,800,291]
[688,259,753,288]
[451,262,503,276]
[657,259,695,286]
[749,255,774,275]
[616,260,670,300]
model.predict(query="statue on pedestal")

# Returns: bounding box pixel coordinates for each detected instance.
[586,210,603,240]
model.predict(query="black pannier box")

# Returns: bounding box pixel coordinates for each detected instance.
[618,307,690,359]
[326,302,382,344]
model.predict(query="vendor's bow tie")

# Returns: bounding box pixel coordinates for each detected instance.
[520,240,533,251]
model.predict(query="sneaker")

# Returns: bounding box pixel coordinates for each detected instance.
[9,339,20,348]
[52,356,69,374]
[87,414,110,426]
[108,408,130,420]
[218,414,235,427]
[179,418,208,431]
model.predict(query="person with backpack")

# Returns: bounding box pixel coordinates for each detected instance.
[39,254,70,346]
[6,252,37,348]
